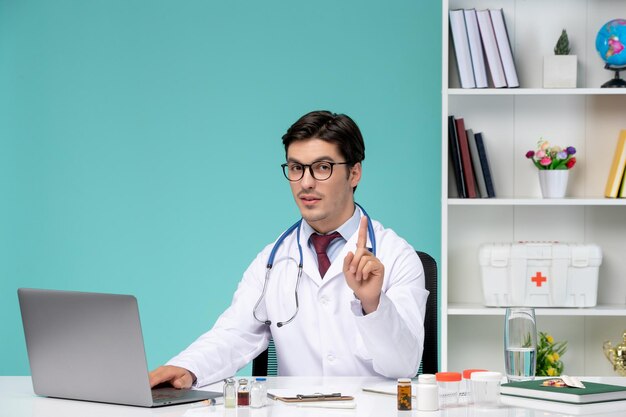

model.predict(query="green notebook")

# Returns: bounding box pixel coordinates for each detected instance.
[501,380,626,404]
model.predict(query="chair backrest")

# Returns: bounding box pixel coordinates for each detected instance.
[416,250,439,375]
[252,250,438,376]
[252,338,277,376]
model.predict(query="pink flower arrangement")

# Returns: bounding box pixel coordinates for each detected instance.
[525,139,577,170]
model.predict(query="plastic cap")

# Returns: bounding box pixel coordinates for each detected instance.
[255,377,267,381]
[397,378,412,383]
[418,374,436,384]
[435,372,462,382]
[463,369,488,379]
[470,371,503,382]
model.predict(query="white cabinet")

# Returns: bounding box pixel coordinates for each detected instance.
[442,0,626,375]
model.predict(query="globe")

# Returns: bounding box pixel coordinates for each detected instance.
[596,19,626,67]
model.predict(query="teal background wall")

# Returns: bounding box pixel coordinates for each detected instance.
[0,0,441,375]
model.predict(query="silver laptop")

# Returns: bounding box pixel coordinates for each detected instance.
[17,288,221,407]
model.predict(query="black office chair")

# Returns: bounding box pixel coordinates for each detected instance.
[252,250,438,376]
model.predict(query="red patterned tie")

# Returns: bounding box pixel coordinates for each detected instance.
[310,232,341,278]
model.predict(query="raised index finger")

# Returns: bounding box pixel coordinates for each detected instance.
[356,215,368,249]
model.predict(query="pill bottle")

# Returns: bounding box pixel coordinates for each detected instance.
[462,369,487,404]
[237,378,249,407]
[397,378,412,410]
[471,371,503,408]
[416,373,438,411]
[223,378,236,408]
[435,372,461,408]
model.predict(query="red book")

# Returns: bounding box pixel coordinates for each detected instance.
[455,118,477,198]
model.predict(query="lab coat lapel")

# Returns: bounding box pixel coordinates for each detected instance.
[292,230,322,285]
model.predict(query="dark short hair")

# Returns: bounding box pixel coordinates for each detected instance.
[281,110,365,166]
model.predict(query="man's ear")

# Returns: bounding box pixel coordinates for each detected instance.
[349,162,362,188]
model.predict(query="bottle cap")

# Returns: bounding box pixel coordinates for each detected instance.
[255,377,267,381]
[470,371,503,382]
[463,369,488,379]
[238,378,248,384]
[397,378,412,383]
[435,372,462,382]
[418,374,436,384]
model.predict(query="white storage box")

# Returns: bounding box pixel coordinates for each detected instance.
[478,242,602,307]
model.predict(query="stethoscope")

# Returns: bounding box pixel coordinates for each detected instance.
[252,203,377,328]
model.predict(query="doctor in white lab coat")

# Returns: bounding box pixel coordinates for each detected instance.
[149,110,429,388]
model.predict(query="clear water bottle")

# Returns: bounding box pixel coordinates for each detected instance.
[250,377,266,408]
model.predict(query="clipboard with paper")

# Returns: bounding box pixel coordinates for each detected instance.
[267,388,354,403]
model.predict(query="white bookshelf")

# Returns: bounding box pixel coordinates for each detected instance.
[442,0,626,376]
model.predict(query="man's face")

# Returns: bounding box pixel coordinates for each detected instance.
[286,138,361,234]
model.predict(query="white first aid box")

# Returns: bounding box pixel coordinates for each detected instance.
[478,242,602,307]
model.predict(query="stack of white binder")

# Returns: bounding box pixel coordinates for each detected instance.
[449,8,519,88]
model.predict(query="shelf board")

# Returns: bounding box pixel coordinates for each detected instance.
[447,303,626,316]
[447,88,626,96]
[447,198,626,206]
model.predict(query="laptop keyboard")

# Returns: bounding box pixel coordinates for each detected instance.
[152,388,192,401]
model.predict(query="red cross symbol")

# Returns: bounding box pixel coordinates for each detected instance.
[531,272,547,287]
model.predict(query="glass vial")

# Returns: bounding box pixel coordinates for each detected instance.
[237,378,249,407]
[397,377,412,410]
[250,377,266,408]
[223,378,236,408]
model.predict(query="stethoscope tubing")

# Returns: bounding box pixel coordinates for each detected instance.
[253,203,375,328]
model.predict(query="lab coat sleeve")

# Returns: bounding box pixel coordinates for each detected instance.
[166,249,272,387]
[350,237,428,378]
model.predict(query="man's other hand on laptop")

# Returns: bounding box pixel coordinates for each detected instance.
[149,365,196,389]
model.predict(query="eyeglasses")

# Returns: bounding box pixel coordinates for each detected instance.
[281,161,349,182]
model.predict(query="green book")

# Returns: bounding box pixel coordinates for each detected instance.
[501,380,626,404]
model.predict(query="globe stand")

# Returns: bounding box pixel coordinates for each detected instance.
[601,63,626,88]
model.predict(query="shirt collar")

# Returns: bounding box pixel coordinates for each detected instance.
[300,205,362,244]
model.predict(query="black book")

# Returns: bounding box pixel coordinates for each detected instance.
[448,115,466,198]
[474,132,496,198]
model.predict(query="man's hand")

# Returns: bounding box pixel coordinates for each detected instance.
[343,216,384,314]
[149,365,195,389]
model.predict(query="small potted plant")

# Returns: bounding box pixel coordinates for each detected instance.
[543,29,578,88]
[525,138,577,198]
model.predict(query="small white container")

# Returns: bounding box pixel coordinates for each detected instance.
[471,371,502,408]
[462,369,487,404]
[436,372,461,408]
[417,374,438,411]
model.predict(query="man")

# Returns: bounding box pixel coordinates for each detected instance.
[149,110,428,388]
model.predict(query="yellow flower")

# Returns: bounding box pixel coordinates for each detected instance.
[547,367,557,376]
[553,352,560,361]
[547,354,555,363]
[546,335,554,344]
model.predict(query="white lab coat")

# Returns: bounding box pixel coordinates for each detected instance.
[167,213,428,387]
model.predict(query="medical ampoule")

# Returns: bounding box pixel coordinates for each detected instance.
[249,378,266,408]
[223,378,236,408]
[237,378,249,406]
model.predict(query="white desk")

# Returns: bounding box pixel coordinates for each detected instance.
[2,376,626,417]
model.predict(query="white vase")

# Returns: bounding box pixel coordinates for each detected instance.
[538,170,569,198]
